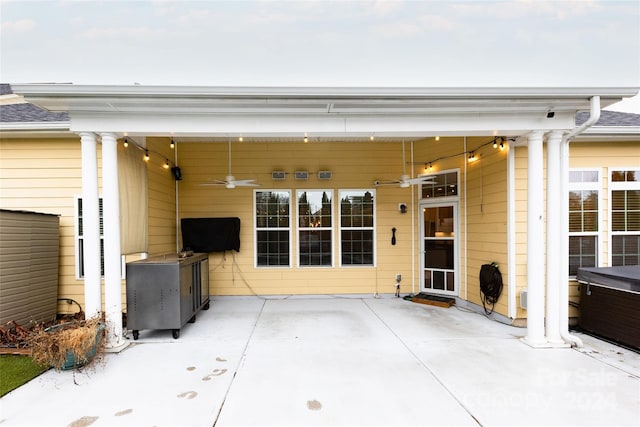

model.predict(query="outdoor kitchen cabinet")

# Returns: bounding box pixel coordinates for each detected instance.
[126,253,210,340]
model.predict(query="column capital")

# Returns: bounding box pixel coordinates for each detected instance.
[527,130,545,142]
[78,131,97,140]
[546,129,565,142]
[98,132,118,142]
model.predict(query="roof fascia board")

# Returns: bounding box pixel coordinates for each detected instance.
[0,121,70,131]
[11,84,640,99]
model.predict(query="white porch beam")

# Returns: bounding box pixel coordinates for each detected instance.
[524,130,547,347]
[100,132,126,351]
[79,132,101,318]
[69,111,576,138]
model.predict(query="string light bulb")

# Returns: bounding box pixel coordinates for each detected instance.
[303,133,308,143]
[123,138,129,148]
[429,162,433,171]
[144,150,150,162]
[238,136,243,142]
[468,152,476,162]
[170,139,175,149]
[500,141,505,150]
[493,140,498,149]
[163,159,170,169]
[435,136,440,141]
[370,135,375,141]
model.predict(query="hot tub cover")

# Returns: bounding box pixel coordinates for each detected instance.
[576,266,640,293]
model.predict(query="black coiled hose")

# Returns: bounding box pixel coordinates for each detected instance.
[479,262,503,315]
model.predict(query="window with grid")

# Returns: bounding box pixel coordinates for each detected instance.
[421,171,458,199]
[339,190,375,266]
[611,169,640,266]
[568,170,599,277]
[255,190,291,267]
[76,196,104,278]
[298,190,333,267]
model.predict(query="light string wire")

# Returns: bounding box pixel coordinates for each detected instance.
[413,136,514,168]
[123,136,176,170]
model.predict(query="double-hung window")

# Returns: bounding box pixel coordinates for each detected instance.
[339,190,375,266]
[610,169,640,266]
[568,170,599,277]
[255,190,291,267]
[297,190,333,267]
[76,196,104,278]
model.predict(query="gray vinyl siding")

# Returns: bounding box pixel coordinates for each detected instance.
[0,209,59,325]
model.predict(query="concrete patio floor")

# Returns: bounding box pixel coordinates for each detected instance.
[1,296,639,426]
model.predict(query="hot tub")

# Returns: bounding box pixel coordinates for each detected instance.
[576,266,640,350]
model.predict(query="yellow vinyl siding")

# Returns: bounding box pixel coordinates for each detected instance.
[464,138,509,315]
[178,140,414,296]
[146,137,177,257]
[514,139,640,322]
[0,138,84,312]
[0,136,177,315]
[567,140,640,318]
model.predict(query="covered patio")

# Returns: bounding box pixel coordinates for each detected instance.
[10,84,639,352]
[1,296,638,426]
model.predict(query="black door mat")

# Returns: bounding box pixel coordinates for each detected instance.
[410,293,456,308]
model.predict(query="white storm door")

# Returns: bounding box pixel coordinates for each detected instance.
[420,202,458,295]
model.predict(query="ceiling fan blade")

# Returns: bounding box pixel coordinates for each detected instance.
[374,179,401,186]
[405,176,437,185]
[200,180,228,186]
[233,180,261,187]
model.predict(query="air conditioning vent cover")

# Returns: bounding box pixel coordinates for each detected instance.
[318,171,332,180]
[271,171,286,180]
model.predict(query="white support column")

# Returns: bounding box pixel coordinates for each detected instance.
[524,130,547,347]
[545,130,565,345]
[79,132,102,318]
[100,132,127,351]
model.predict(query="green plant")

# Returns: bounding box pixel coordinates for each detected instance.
[0,355,48,397]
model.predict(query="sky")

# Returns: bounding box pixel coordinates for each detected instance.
[1,0,639,112]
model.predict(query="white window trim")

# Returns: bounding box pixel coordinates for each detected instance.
[75,195,125,280]
[608,168,640,266]
[568,168,602,277]
[253,189,292,269]
[296,189,334,268]
[419,168,460,202]
[338,189,376,268]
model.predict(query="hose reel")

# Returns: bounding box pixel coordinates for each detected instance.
[479,262,503,315]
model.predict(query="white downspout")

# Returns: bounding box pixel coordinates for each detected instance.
[558,96,600,348]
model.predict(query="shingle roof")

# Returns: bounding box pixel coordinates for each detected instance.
[0,103,69,122]
[0,84,13,95]
[576,110,640,127]
[1,84,69,123]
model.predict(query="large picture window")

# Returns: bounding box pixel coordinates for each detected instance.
[611,169,640,266]
[340,190,375,266]
[255,190,291,267]
[568,170,599,276]
[297,190,333,267]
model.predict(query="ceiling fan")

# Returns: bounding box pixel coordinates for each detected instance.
[201,140,260,189]
[375,140,435,188]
